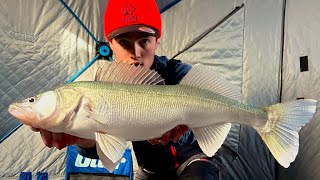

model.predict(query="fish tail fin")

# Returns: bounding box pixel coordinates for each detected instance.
[259,99,317,168]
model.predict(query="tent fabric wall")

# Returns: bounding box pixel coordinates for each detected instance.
[167,0,282,178]
[0,0,107,179]
[0,0,278,179]
[175,4,245,157]
[0,0,180,178]
[0,125,66,180]
[279,0,320,179]
[1,0,320,179]
[157,0,243,59]
[224,0,283,178]
[242,0,284,107]
[0,0,108,142]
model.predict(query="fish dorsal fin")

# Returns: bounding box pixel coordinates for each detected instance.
[192,123,231,157]
[95,61,165,85]
[95,132,127,164]
[180,64,242,101]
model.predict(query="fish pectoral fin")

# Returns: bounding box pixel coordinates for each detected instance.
[192,123,231,157]
[87,111,105,123]
[85,107,110,124]
[95,132,126,172]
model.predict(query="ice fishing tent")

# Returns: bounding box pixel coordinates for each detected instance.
[1,0,319,179]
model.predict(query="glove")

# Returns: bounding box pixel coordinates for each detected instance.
[30,127,94,150]
[148,125,189,145]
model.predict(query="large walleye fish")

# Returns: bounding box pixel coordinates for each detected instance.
[8,61,317,172]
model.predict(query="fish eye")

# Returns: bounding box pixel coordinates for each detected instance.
[28,97,35,103]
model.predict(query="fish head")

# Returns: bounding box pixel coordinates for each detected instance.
[8,90,58,128]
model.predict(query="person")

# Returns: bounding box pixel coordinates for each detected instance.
[31,0,224,179]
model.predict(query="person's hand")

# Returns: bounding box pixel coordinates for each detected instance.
[30,127,94,150]
[148,125,189,145]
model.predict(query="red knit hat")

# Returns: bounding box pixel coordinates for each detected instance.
[104,0,162,40]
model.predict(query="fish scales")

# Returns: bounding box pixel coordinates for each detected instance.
[67,81,267,133]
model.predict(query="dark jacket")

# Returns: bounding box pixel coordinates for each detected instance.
[75,55,203,174]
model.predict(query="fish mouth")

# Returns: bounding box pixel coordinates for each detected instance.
[8,104,36,126]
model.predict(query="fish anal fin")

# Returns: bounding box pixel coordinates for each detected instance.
[192,123,231,157]
[180,64,241,101]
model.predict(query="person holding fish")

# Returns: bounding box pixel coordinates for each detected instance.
[9,0,317,179]
[29,0,224,179]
